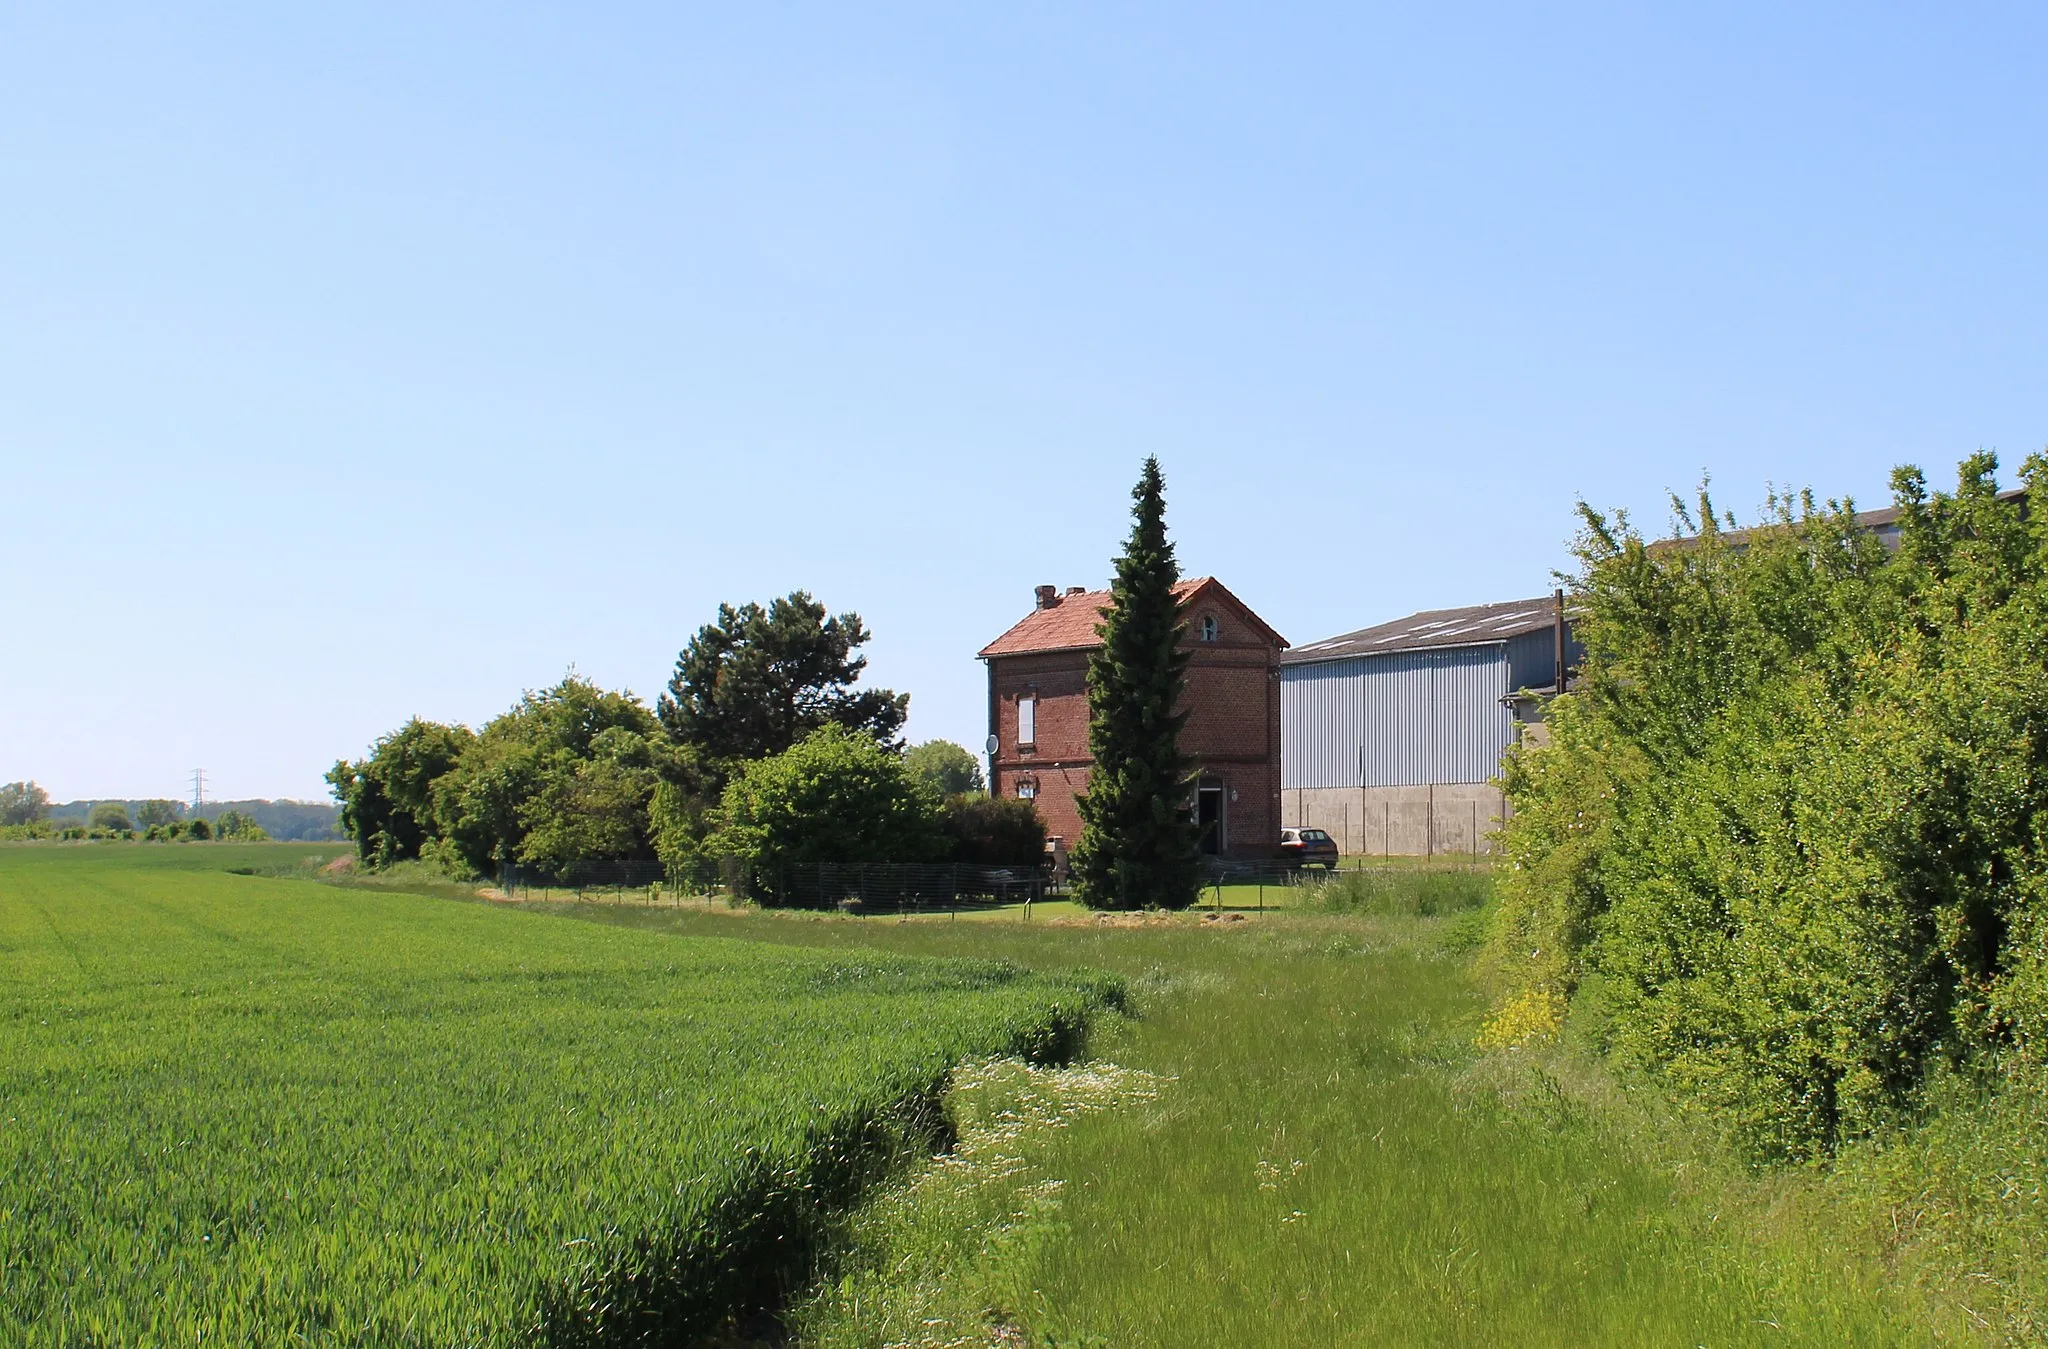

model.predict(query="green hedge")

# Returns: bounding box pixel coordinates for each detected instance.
[1487,454,2048,1159]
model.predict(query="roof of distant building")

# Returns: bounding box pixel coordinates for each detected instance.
[978,576,1286,658]
[1659,487,2027,552]
[1282,597,1560,666]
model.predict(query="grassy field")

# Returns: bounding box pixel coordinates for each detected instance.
[0,844,1115,1344]
[560,894,1976,1347]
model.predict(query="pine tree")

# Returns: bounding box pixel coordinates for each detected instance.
[1072,458,1202,910]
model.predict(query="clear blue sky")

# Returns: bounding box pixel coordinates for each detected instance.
[4,2,2044,802]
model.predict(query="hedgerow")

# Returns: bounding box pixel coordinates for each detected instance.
[1487,453,2048,1159]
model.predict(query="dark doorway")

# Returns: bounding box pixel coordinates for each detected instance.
[1197,785,1225,855]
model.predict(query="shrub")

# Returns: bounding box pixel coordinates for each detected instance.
[942,795,1046,866]
[1487,455,2048,1159]
[214,810,270,842]
[715,726,944,904]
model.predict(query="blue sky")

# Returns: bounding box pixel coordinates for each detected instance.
[4,2,2044,801]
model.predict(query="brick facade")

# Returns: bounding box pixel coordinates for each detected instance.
[979,579,1286,861]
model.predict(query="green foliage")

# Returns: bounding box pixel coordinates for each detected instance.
[1489,454,2048,1159]
[1072,458,1201,911]
[87,802,134,833]
[715,726,945,902]
[942,794,1048,866]
[906,739,985,797]
[184,816,213,841]
[212,810,270,842]
[325,718,474,864]
[135,799,182,828]
[329,594,915,879]
[0,846,1111,1344]
[431,676,676,877]
[0,781,49,827]
[649,776,715,870]
[658,592,909,788]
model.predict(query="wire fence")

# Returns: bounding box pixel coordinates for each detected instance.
[496,858,1061,913]
[1192,856,1495,914]
[494,853,1491,915]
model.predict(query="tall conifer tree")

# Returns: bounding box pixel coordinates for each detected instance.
[1072,458,1201,910]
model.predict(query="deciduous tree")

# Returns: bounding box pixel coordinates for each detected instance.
[326,719,475,865]
[905,739,985,797]
[430,676,676,877]
[88,802,135,833]
[0,781,50,826]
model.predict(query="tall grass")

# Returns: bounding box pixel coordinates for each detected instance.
[0,844,1114,1343]
[1292,862,1495,916]
[573,901,1960,1346]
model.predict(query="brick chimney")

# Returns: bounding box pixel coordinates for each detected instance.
[1035,584,1059,609]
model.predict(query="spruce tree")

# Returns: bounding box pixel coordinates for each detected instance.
[1072,458,1202,910]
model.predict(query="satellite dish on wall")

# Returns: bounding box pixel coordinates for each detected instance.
[984,734,1000,756]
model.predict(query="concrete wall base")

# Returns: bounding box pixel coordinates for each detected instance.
[1282,783,1507,857]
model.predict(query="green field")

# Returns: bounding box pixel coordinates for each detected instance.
[7,845,2022,1345]
[0,844,1114,1344]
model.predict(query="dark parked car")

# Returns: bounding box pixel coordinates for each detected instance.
[1279,826,1340,870]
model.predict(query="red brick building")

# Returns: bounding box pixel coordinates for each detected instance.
[978,578,1288,861]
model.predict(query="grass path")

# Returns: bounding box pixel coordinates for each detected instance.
[564,902,1952,1347]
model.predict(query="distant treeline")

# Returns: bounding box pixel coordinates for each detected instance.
[46,799,342,841]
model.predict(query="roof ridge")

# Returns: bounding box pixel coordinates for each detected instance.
[978,576,1281,658]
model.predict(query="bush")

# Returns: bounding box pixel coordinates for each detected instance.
[185,817,213,841]
[1487,456,2048,1159]
[715,726,944,904]
[213,810,271,842]
[941,795,1046,866]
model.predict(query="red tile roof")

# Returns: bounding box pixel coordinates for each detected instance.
[978,577,1285,657]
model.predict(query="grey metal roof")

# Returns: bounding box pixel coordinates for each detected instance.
[1282,597,1557,666]
[1666,487,2026,551]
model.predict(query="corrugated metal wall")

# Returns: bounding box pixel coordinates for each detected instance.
[1503,625,1584,692]
[1282,645,1514,788]
[1279,657,1366,788]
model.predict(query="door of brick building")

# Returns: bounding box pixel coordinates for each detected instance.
[1197,785,1225,855]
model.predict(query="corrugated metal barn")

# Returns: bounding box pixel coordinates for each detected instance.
[1280,597,1580,855]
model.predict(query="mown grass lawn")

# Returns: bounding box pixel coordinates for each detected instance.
[0,843,1113,1345]
[566,896,1958,1348]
